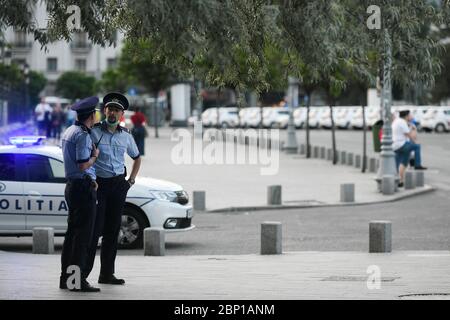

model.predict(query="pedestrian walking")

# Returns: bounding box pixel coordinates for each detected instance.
[34,97,52,137]
[60,96,101,292]
[51,103,65,141]
[86,92,141,285]
[131,107,147,156]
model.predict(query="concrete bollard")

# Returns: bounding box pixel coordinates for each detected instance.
[340,151,347,165]
[32,227,54,254]
[193,191,206,211]
[313,146,319,158]
[415,171,425,187]
[327,148,333,161]
[144,228,165,256]
[369,221,392,253]
[381,175,396,195]
[261,222,282,255]
[404,171,415,190]
[369,158,377,173]
[299,144,306,155]
[355,155,361,168]
[267,185,282,205]
[347,153,354,166]
[320,147,326,159]
[340,184,355,203]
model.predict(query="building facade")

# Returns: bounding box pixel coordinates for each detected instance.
[3,1,124,96]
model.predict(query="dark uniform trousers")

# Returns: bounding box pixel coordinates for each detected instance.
[85,174,130,277]
[61,178,97,280]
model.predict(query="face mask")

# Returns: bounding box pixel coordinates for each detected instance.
[106,118,119,126]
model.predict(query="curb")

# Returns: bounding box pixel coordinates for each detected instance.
[205,185,435,213]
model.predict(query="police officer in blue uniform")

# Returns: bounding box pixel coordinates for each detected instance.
[86,92,141,285]
[60,97,101,292]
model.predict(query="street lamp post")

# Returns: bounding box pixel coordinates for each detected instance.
[376,30,398,190]
[284,76,299,154]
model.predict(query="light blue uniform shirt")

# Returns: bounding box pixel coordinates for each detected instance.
[90,121,140,178]
[61,122,96,180]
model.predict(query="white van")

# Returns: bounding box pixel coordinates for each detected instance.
[421,107,450,133]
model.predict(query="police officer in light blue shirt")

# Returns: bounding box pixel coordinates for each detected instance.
[60,96,101,293]
[86,92,141,285]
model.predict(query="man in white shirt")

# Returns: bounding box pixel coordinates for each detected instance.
[392,110,427,187]
[34,97,53,136]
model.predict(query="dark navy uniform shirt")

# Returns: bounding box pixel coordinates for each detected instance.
[61,121,96,180]
[90,121,140,178]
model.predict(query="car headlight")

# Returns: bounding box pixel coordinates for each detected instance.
[149,191,177,202]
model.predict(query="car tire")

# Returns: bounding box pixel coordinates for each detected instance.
[435,123,446,133]
[118,206,149,249]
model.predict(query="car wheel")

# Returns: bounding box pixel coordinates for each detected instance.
[435,123,446,133]
[118,206,149,249]
[270,122,278,129]
[221,122,229,129]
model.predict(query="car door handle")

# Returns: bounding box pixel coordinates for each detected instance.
[28,191,42,198]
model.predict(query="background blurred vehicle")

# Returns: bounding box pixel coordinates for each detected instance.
[351,106,380,129]
[263,108,290,129]
[201,108,217,127]
[217,107,240,128]
[239,107,260,128]
[318,107,336,129]
[421,107,450,133]
[335,107,359,129]
[293,108,307,128]
[306,107,327,129]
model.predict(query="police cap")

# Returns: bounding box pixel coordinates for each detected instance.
[71,96,99,115]
[103,92,129,111]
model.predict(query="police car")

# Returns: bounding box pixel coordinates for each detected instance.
[0,136,194,249]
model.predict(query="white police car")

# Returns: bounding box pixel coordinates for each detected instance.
[0,136,194,249]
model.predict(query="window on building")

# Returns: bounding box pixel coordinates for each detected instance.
[107,58,117,69]
[14,30,27,46]
[47,58,58,72]
[73,32,88,47]
[75,59,87,72]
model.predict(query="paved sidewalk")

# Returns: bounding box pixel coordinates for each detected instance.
[1,250,449,299]
[129,127,433,212]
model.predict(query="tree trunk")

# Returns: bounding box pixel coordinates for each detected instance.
[305,90,311,158]
[216,87,221,129]
[362,104,367,173]
[154,90,159,138]
[330,103,337,165]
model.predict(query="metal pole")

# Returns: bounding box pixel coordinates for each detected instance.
[285,76,298,154]
[376,30,398,189]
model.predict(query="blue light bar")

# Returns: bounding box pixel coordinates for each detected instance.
[9,136,47,146]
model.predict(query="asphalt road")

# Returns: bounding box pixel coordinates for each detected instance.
[0,130,448,255]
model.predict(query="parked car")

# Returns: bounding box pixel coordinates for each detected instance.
[350,106,380,129]
[0,136,194,249]
[335,107,359,129]
[293,108,307,128]
[421,107,450,133]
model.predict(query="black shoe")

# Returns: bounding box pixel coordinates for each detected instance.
[398,182,404,188]
[415,166,427,170]
[98,274,125,285]
[59,276,68,289]
[70,279,101,292]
